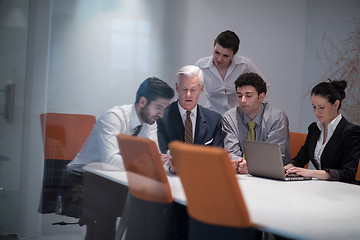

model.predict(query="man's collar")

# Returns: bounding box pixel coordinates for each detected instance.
[203,55,243,69]
[177,101,198,116]
[203,56,214,68]
[131,104,142,130]
[242,103,265,126]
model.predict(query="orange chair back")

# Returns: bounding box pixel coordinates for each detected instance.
[40,113,96,160]
[290,132,309,168]
[289,132,307,159]
[117,134,173,203]
[356,158,360,182]
[169,141,252,228]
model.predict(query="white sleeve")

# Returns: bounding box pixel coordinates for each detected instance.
[96,112,125,170]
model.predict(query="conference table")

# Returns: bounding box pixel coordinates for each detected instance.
[83,163,360,240]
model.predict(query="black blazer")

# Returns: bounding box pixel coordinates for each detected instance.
[291,117,360,183]
[157,101,224,153]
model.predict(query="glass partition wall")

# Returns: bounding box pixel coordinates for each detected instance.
[2,0,360,239]
[1,0,173,239]
[0,0,29,238]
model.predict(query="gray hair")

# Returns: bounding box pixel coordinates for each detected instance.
[176,65,204,87]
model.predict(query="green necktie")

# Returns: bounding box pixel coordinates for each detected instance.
[246,120,256,141]
[243,121,256,159]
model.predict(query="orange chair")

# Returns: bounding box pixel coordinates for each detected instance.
[117,134,174,240]
[355,158,360,182]
[290,132,309,169]
[39,113,96,216]
[169,141,256,240]
[40,113,96,161]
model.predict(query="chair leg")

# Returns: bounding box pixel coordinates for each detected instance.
[263,232,269,240]
[84,222,96,240]
[115,192,131,240]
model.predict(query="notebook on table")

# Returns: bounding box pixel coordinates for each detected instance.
[243,140,312,181]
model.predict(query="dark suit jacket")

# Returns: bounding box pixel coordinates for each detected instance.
[157,101,224,153]
[291,117,360,183]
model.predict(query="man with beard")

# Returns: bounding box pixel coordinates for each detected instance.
[63,78,173,239]
[67,77,174,172]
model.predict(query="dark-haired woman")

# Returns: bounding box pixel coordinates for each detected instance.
[284,80,360,183]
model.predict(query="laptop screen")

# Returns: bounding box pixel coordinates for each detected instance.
[243,140,311,181]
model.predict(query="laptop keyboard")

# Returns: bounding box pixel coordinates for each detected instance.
[285,173,312,181]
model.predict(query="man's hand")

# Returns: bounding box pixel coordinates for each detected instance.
[168,158,176,174]
[231,157,248,174]
[230,159,239,171]
[161,153,170,164]
[237,157,248,174]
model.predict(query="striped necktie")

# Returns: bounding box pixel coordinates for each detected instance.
[184,111,193,143]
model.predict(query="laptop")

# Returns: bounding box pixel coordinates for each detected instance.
[243,140,312,181]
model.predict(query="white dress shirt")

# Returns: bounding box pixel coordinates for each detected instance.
[195,55,267,115]
[67,104,158,172]
[314,114,342,168]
